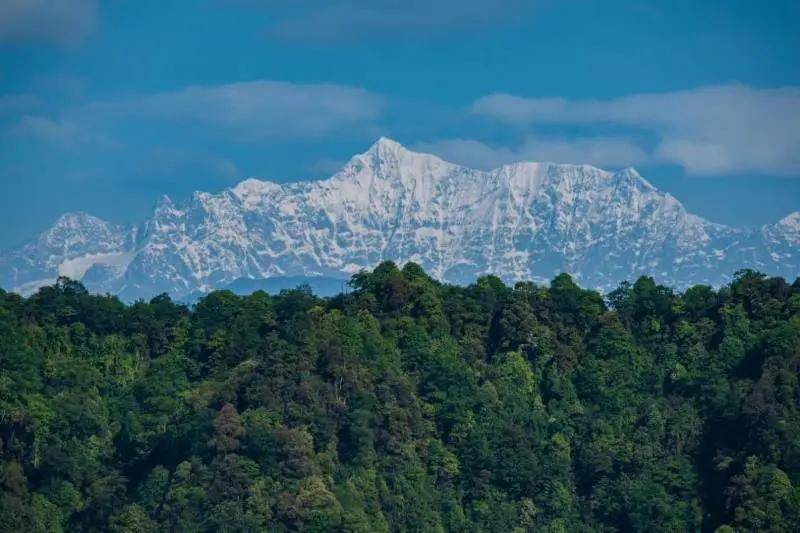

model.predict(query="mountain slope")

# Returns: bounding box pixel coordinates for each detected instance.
[2,138,798,299]
[0,212,136,295]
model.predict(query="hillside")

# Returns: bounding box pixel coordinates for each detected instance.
[1,264,799,531]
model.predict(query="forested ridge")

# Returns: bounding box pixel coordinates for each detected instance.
[1,263,799,532]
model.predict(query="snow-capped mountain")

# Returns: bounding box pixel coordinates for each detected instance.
[0,212,137,296]
[2,138,798,300]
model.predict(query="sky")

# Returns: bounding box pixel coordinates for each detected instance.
[1,0,799,250]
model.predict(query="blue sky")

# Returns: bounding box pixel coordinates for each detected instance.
[1,0,799,249]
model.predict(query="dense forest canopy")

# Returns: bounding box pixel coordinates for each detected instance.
[1,263,799,532]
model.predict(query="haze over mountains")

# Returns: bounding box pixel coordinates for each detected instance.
[2,138,798,301]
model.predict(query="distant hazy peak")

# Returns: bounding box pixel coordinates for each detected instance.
[50,211,109,228]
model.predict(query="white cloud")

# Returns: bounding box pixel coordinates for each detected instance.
[9,115,115,147]
[518,137,648,169]
[0,0,98,45]
[10,116,81,143]
[414,137,648,170]
[471,84,800,176]
[89,80,384,138]
[6,80,383,158]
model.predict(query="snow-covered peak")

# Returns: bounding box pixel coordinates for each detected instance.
[330,140,658,202]
[154,194,174,211]
[355,137,453,174]
[778,211,800,230]
[614,167,655,189]
[313,138,467,213]
[765,211,800,246]
[364,136,408,157]
[50,211,106,230]
[38,211,124,251]
[0,210,136,296]
[151,194,184,218]
[491,160,656,200]
[232,178,280,199]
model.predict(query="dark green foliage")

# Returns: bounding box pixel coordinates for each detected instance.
[1,262,799,531]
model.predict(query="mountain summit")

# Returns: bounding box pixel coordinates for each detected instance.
[2,139,798,300]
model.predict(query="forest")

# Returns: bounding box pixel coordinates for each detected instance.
[0,262,799,532]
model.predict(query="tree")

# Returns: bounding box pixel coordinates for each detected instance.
[1,267,798,531]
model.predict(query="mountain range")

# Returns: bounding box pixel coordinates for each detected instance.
[2,138,798,301]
